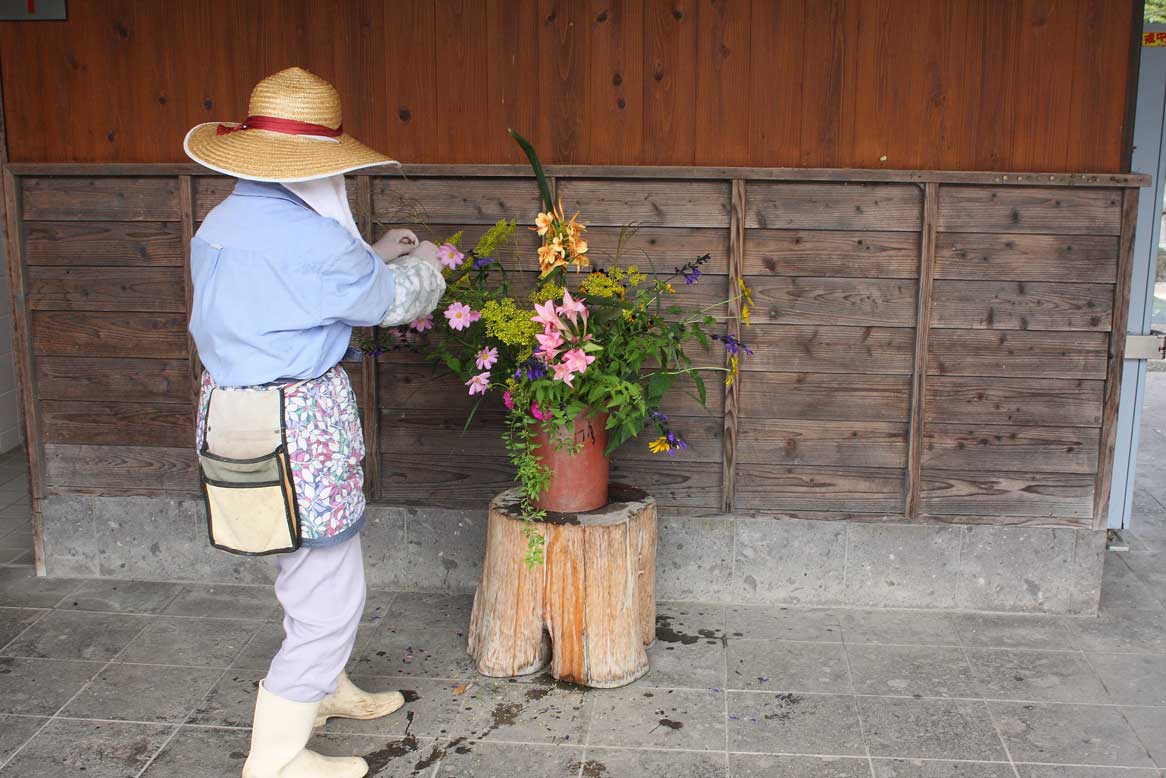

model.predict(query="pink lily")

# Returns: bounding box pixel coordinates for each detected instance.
[551,362,577,386]
[465,372,490,395]
[531,299,565,331]
[475,347,498,370]
[561,348,595,375]
[535,329,565,359]
[557,289,588,324]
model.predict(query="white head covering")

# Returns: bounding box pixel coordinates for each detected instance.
[283,175,363,242]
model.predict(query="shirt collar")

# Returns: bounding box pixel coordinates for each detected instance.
[231,179,310,209]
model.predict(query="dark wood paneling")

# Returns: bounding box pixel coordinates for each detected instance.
[936,187,1123,235]
[925,377,1104,428]
[36,357,191,404]
[933,233,1119,283]
[42,400,191,447]
[745,183,923,231]
[734,465,905,513]
[373,178,541,224]
[923,424,1100,475]
[738,373,912,423]
[748,277,918,327]
[736,420,907,469]
[31,311,188,358]
[744,325,916,375]
[23,221,184,267]
[608,458,722,509]
[20,177,180,221]
[555,179,731,227]
[43,443,198,492]
[920,470,1095,519]
[744,230,921,279]
[28,267,186,312]
[931,280,1114,331]
[928,330,1109,379]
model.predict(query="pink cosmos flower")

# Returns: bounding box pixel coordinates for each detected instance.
[561,348,596,375]
[444,302,477,331]
[557,289,588,324]
[531,402,552,421]
[535,329,565,359]
[409,313,434,332]
[475,347,499,370]
[437,243,465,270]
[531,299,565,331]
[503,390,514,410]
[551,361,577,386]
[465,371,490,395]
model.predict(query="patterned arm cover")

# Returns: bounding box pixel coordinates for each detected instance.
[379,255,446,327]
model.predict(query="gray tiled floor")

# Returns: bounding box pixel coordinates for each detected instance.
[1,377,1166,777]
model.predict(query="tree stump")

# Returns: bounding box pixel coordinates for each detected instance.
[466,484,657,688]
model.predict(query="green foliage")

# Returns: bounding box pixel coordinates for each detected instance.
[1149,0,1166,23]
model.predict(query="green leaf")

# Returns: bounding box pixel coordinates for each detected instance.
[692,371,708,407]
[509,130,555,213]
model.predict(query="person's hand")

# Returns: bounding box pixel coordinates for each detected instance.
[402,240,443,272]
[372,228,419,262]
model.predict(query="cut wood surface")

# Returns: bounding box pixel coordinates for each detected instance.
[23,221,184,266]
[748,276,918,327]
[736,419,907,468]
[928,330,1109,379]
[931,280,1114,331]
[35,357,192,404]
[745,182,923,231]
[936,186,1122,235]
[744,229,920,278]
[744,325,916,374]
[733,465,906,513]
[922,424,1100,474]
[738,372,912,422]
[43,443,198,492]
[925,376,1104,428]
[467,485,656,688]
[920,469,1094,518]
[555,179,732,227]
[933,233,1118,282]
[373,177,541,224]
[28,267,186,312]
[41,400,191,447]
[31,311,188,358]
[21,177,180,221]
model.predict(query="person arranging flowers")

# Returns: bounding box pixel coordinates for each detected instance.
[184,67,443,778]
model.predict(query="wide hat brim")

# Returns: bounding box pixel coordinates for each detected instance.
[184,122,397,183]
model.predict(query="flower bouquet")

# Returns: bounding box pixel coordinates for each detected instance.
[387,132,752,564]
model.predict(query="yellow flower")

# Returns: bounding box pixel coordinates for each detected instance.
[538,242,567,275]
[534,211,554,237]
[570,237,588,257]
[664,283,676,294]
[725,354,740,387]
[648,436,671,454]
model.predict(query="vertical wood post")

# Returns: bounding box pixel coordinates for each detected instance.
[3,169,46,572]
[904,182,938,518]
[1093,187,1139,526]
[178,175,200,421]
[721,179,745,512]
[357,174,381,499]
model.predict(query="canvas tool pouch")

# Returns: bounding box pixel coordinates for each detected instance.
[199,385,302,556]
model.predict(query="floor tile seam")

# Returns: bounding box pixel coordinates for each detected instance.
[957,638,1021,778]
[838,626,877,777]
[1113,704,1165,770]
[0,606,53,654]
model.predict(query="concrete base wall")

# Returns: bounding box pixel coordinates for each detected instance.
[40,494,1106,615]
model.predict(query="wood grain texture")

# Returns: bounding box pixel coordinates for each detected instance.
[373,177,542,224]
[31,311,188,358]
[905,182,937,517]
[36,357,191,404]
[20,177,180,221]
[936,186,1123,235]
[744,325,916,375]
[736,420,907,469]
[555,179,731,227]
[744,229,921,279]
[933,233,1119,282]
[23,221,184,266]
[722,179,744,511]
[925,376,1104,428]
[27,266,186,312]
[928,330,1109,379]
[749,276,918,327]
[738,372,912,423]
[41,400,191,447]
[931,280,1114,331]
[923,424,1100,475]
[920,470,1094,519]
[745,183,923,231]
[43,443,198,492]
[733,465,906,513]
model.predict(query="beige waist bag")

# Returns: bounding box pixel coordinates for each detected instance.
[199,384,303,556]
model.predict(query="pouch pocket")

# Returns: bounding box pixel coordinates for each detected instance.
[200,447,300,556]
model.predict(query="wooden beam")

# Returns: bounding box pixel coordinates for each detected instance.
[3,169,46,573]
[904,182,939,518]
[356,174,380,499]
[1121,0,1146,172]
[721,180,745,512]
[1093,187,1139,526]
[178,176,201,418]
[1,162,1152,189]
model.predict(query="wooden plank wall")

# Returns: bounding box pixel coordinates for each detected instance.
[5,165,1142,531]
[0,0,1140,173]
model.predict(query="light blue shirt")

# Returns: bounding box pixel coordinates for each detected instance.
[189,179,395,386]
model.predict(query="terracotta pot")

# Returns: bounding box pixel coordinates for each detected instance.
[531,409,609,513]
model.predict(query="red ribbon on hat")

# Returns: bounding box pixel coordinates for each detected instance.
[216,115,343,137]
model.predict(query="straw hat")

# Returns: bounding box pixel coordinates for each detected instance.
[183,67,395,182]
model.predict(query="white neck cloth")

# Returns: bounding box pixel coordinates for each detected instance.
[283,175,364,243]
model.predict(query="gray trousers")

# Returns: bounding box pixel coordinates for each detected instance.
[265,534,366,703]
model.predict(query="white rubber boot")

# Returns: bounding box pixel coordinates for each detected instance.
[315,671,406,728]
[242,681,368,778]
